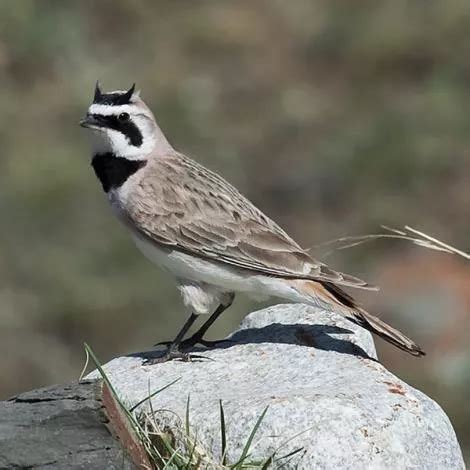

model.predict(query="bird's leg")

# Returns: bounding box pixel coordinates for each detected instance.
[181,297,234,349]
[145,313,208,364]
[153,294,235,351]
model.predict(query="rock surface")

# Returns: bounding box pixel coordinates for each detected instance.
[0,380,137,469]
[88,304,465,469]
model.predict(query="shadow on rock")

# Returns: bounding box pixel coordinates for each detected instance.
[131,323,376,362]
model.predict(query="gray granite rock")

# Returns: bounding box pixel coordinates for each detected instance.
[88,304,464,469]
[0,380,136,469]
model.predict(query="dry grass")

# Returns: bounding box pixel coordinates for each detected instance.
[317,225,469,260]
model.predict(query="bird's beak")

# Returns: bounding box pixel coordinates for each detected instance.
[79,114,100,129]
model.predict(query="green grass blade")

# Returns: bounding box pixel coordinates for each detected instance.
[276,448,306,469]
[185,394,190,436]
[277,446,304,461]
[219,400,227,465]
[159,433,185,468]
[184,430,198,470]
[129,377,181,412]
[83,342,146,454]
[267,424,312,466]
[162,449,179,469]
[231,405,269,468]
[83,343,132,419]
[84,343,117,396]
[260,454,273,469]
[147,379,157,421]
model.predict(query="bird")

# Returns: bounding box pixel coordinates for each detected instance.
[80,82,425,363]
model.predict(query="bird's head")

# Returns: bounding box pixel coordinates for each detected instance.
[80,82,171,159]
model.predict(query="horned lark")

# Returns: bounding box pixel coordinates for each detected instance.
[80,83,424,363]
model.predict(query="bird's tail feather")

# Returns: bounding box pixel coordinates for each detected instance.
[287,279,425,357]
[345,307,425,356]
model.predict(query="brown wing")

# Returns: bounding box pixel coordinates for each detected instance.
[126,153,375,290]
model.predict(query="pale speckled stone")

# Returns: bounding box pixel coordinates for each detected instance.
[87,304,464,469]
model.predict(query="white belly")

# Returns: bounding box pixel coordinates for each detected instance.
[132,234,301,304]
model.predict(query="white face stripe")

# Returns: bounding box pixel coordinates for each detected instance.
[88,123,156,159]
[88,88,141,115]
[88,103,138,115]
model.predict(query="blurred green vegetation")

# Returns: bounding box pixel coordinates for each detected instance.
[0,0,469,462]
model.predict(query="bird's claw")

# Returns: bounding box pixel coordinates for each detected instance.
[143,348,212,365]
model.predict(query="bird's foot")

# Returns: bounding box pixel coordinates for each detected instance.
[143,347,211,365]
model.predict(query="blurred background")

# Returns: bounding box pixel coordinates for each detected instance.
[0,0,469,461]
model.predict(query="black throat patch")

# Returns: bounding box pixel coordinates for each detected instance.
[91,153,146,193]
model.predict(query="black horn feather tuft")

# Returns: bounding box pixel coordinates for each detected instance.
[122,83,135,102]
[94,81,103,103]
[92,83,137,106]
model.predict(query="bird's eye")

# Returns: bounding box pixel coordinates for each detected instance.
[118,112,130,122]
